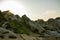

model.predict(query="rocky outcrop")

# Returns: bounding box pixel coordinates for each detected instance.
[35,18,60,37]
[0,27,17,38]
[0,10,60,40]
[22,15,45,33]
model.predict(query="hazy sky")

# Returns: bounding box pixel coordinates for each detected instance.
[0,0,60,20]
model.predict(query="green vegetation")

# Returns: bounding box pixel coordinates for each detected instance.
[8,20,29,35]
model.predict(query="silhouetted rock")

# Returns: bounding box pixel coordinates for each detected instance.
[22,15,45,34]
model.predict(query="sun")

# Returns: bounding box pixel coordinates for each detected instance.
[0,1,27,16]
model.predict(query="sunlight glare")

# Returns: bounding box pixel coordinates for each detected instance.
[0,1,27,16]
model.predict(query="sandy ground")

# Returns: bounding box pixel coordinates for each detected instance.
[0,34,59,40]
[0,34,38,40]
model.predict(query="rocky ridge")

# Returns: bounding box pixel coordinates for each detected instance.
[0,10,60,40]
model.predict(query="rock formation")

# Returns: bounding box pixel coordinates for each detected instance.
[0,10,60,40]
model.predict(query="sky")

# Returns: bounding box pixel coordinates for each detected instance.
[0,0,60,21]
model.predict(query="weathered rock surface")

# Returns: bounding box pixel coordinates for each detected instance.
[0,10,60,40]
[22,15,45,33]
[0,27,17,38]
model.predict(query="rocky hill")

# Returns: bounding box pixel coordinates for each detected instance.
[0,10,60,40]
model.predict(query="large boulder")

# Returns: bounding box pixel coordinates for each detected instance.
[22,15,45,33]
[0,27,17,38]
[46,30,60,37]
